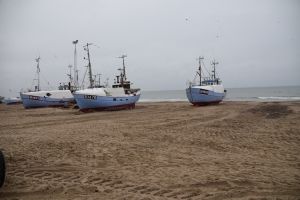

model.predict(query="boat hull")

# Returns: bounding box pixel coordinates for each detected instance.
[4,98,22,105]
[20,90,74,109]
[186,85,226,106]
[74,92,141,112]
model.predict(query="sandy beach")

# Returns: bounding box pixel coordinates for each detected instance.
[0,101,299,199]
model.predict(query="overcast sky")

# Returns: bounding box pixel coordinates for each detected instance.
[0,0,299,97]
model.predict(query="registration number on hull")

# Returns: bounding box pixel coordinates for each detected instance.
[29,95,40,100]
[84,95,97,100]
[199,89,209,95]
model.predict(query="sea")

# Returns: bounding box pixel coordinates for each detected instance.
[139,85,300,102]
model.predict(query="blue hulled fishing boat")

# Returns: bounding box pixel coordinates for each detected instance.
[186,56,227,105]
[20,90,73,108]
[20,56,74,108]
[3,97,22,105]
[74,43,140,112]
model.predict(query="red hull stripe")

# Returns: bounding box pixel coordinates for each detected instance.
[80,103,136,112]
[6,102,22,105]
[192,100,221,106]
[24,104,66,109]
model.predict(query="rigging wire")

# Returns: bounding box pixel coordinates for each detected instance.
[200,69,205,80]
[98,46,120,55]
[77,59,86,87]
[40,71,54,89]
[30,71,38,90]
[40,59,66,69]
[81,66,89,88]
[90,43,120,55]
[215,70,220,79]
[26,66,54,90]
[89,43,123,58]
[201,60,211,78]
[8,89,19,93]
[89,48,119,58]
[22,65,37,91]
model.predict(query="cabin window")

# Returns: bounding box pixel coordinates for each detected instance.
[113,98,116,101]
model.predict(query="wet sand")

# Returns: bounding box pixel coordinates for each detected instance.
[0,101,300,199]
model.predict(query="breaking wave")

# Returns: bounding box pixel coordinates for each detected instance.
[138,98,188,102]
[257,96,300,100]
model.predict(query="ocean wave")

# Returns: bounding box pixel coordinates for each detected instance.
[138,99,188,102]
[258,96,300,100]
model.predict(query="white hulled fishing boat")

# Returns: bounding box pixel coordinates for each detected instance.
[186,56,227,105]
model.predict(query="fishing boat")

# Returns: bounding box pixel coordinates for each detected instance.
[74,43,141,112]
[3,97,22,105]
[186,56,227,105]
[20,57,74,109]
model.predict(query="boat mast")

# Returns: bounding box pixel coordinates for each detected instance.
[97,73,101,87]
[119,55,127,80]
[84,43,93,88]
[211,60,218,80]
[73,40,78,89]
[35,56,41,91]
[68,64,73,83]
[196,56,204,86]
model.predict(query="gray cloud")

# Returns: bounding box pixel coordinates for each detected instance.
[1,0,299,97]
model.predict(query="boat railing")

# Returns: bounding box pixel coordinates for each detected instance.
[186,80,202,87]
[202,77,222,85]
[186,79,222,87]
[186,80,193,87]
[21,87,54,93]
[124,88,141,95]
